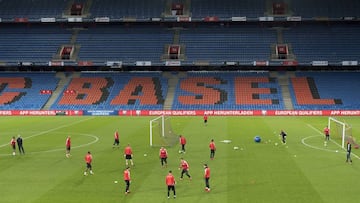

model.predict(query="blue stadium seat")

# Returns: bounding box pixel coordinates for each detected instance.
[171,71,285,110]
[289,72,360,110]
[0,25,71,64]
[179,25,277,64]
[0,0,67,19]
[283,24,360,63]
[50,72,168,110]
[0,73,59,110]
[76,25,173,65]
[190,0,265,19]
[90,0,166,19]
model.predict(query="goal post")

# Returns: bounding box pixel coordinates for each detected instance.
[328,117,358,149]
[149,115,178,147]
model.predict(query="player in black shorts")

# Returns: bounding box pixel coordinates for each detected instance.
[203,114,208,126]
[280,130,287,144]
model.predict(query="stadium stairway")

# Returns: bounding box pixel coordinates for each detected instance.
[41,72,79,110]
[62,0,92,18]
[52,29,81,62]
[271,71,294,110]
[162,72,183,110]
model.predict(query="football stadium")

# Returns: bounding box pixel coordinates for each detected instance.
[0,1,360,203]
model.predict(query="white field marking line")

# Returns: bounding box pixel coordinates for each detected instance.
[304,124,360,160]
[0,117,95,148]
[0,133,99,156]
[301,135,340,153]
[30,133,99,154]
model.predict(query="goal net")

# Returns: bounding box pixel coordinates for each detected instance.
[149,115,178,147]
[328,117,358,149]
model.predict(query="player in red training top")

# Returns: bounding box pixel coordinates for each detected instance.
[204,164,211,192]
[84,151,94,176]
[203,114,208,126]
[179,135,187,153]
[209,139,216,160]
[166,170,176,199]
[324,126,330,142]
[113,129,120,148]
[65,136,71,158]
[123,167,131,194]
[159,147,168,168]
[10,136,16,156]
[179,158,191,180]
[124,144,134,166]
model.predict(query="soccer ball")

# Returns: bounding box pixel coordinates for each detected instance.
[178,150,182,154]
[12,152,15,156]
[254,136,261,143]
[143,154,147,157]
[114,181,118,184]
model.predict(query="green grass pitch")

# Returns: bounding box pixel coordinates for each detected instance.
[0,116,359,203]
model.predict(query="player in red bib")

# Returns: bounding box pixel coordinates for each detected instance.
[204,164,211,192]
[65,136,71,158]
[209,139,216,160]
[203,114,208,126]
[84,151,94,176]
[113,129,120,148]
[179,158,191,180]
[324,126,330,141]
[10,136,16,156]
[166,170,176,198]
[179,135,187,153]
[124,144,134,166]
[159,147,168,168]
[123,167,131,194]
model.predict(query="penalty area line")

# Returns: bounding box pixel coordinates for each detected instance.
[0,117,95,149]
[305,124,360,160]
[301,135,340,153]
[31,133,100,154]
[0,133,99,156]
